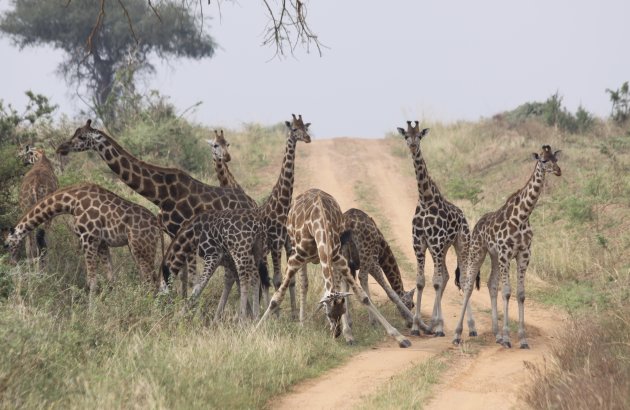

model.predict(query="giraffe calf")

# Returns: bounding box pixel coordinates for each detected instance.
[4,183,162,294]
[161,208,269,320]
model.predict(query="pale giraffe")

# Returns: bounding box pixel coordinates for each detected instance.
[4,183,162,294]
[453,145,562,349]
[56,120,255,296]
[397,121,476,337]
[257,189,411,348]
[341,208,415,327]
[161,208,268,319]
[17,145,58,264]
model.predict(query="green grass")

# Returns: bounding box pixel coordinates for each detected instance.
[357,354,450,410]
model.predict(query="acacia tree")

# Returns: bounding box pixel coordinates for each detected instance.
[0,0,214,123]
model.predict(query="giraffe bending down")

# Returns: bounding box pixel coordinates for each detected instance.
[257,189,411,348]
[207,116,311,318]
[341,208,415,327]
[398,121,477,337]
[4,184,162,293]
[17,145,58,264]
[453,145,562,349]
[161,208,268,320]
[56,120,255,297]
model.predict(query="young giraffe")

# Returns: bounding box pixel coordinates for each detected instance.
[17,145,58,264]
[257,189,411,348]
[397,121,476,337]
[161,208,268,319]
[207,116,312,317]
[341,208,415,327]
[4,183,162,293]
[56,120,254,296]
[453,145,562,349]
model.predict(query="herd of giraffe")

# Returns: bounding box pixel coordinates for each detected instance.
[3,115,561,350]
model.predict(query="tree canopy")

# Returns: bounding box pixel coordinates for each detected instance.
[0,0,215,122]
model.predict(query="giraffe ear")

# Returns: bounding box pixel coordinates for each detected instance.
[285,121,292,128]
[553,150,562,158]
[305,123,311,129]
[420,128,430,138]
[396,127,406,136]
[86,119,92,128]
[532,153,540,161]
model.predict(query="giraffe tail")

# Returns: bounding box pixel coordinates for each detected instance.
[258,261,270,288]
[35,228,47,255]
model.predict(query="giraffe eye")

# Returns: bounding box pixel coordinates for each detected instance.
[213,144,219,148]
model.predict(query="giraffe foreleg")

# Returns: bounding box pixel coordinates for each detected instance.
[340,276,355,344]
[488,253,501,344]
[334,254,411,348]
[370,264,414,327]
[299,264,309,323]
[358,266,373,326]
[186,253,221,312]
[516,249,530,349]
[499,257,512,348]
[411,241,431,336]
[429,253,449,337]
[258,252,305,326]
[214,268,237,321]
[82,240,100,301]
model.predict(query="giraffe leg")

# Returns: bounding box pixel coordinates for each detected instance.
[258,253,306,326]
[358,267,374,326]
[411,241,431,336]
[516,249,530,349]
[299,264,309,323]
[82,240,101,300]
[186,254,221,312]
[334,254,411,348]
[215,269,237,321]
[488,253,502,344]
[370,264,414,327]
[340,277,355,344]
[499,257,512,348]
[98,244,114,283]
[453,275,476,345]
[429,251,449,337]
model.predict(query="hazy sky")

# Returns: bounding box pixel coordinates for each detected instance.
[1,0,629,138]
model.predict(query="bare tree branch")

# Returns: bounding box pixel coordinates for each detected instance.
[117,0,139,46]
[148,0,163,22]
[86,0,106,53]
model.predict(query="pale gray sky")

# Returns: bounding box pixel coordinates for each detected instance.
[1,0,629,138]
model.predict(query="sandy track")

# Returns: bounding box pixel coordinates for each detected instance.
[273,138,563,409]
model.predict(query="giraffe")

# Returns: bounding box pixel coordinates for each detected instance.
[453,145,562,349]
[17,145,58,264]
[56,120,255,296]
[257,189,411,348]
[161,208,268,319]
[207,116,311,318]
[4,183,162,294]
[340,208,415,327]
[397,121,476,337]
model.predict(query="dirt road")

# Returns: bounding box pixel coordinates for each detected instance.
[273,138,563,409]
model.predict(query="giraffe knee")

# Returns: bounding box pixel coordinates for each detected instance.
[361,296,370,305]
[518,290,525,303]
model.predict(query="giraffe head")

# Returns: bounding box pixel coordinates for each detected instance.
[56,119,102,155]
[397,121,430,153]
[318,291,351,338]
[3,226,25,264]
[284,113,312,143]
[206,129,231,163]
[18,145,44,166]
[401,288,416,310]
[532,145,562,176]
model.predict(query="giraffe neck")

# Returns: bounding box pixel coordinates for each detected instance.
[512,161,546,221]
[411,146,438,203]
[91,132,164,205]
[214,159,241,189]
[262,136,297,216]
[14,189,78,240]
[378,242,406,296]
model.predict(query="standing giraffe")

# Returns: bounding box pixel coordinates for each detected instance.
[257,189,411,348]
[341,208,415,327]
[56,120,254,296]
[207,116,311,318]
[161,208,268,319]
[397,121,476,337]
[453,145,562,349]
[17,145,58,264]
[4,184,162,294]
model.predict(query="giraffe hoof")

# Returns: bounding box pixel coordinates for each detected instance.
[452,338,462,346]
[502,341,512,348]
[346,339,356,346]
[520,343,530,349]
[399,339,411,348]
[469,331,478,337]
[434,331,445,337]
[423,329,435,336]
[410,330,421,336]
